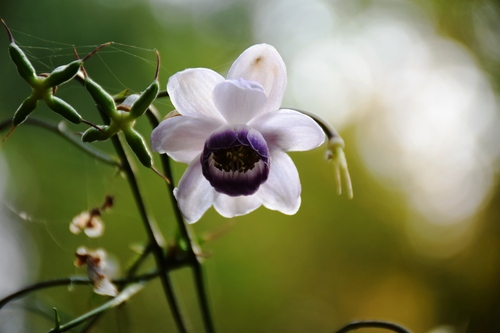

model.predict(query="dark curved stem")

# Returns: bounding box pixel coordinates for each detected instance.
[0,249,192,313]
[0,272,159,311]
[0,277,90,310]
[147,107,215,333]
[334,321,412,333]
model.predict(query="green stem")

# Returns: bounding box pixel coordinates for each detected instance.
[109,132,188,333]
[0,117,121,168]
[48,283,145,333]
[334,321,412,333]
[146,107,215,333]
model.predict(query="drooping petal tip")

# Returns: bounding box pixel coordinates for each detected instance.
[326,138,353,199]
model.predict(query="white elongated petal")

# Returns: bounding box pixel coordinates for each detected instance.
[175,157,217,223]
[250,109,325,152]
[259,149,301,215]
[213,79,267,124]
[151,115,223,163]
[227,44,287,113]
[167,68,226,120]
[214,193,262,218]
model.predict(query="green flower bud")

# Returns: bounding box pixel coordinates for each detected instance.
[129,50,161,119]
[13,94,39,126]
[2,19,37,85]
[129,79,159,119]
[84,77,117,118]
[43,60,83,88]
[123,129,152,167]
[45,96,82,124]
[9,43,37,85]
[82,126,110,142]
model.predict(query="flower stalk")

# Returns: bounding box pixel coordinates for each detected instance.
[107,129,189,333]
[147,107,216,333]
[291,108,353,199]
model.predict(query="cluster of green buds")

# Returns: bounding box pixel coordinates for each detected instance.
[3,19,168,181]
[77,49,167,180]
[1,19,109,139]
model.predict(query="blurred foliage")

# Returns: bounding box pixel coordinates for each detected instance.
[1,0,500,332]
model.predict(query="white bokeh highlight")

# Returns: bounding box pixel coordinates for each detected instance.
[251,0,500,256]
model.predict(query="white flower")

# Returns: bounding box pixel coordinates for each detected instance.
[151,44,325,223]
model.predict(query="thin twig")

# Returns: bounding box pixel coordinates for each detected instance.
[0,250,193,313]
[0,271,161,311]
[0,117,121,169]
[48,283,144,333]
[0,277,90,310]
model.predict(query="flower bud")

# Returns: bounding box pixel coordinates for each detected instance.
[81,125,110,142]
[45,96,82,124]
[43,60,83,88]
[2,20,37,85]
[8,43,38,85]
[129,79,159,119]
[123,128,152,167]
[12,95,39,126]
[83,76,117,118]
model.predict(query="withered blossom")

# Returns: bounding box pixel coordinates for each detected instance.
[75,246,118,297]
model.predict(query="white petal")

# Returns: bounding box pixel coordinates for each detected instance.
[213,193,262,218]
[250,109,325,151]
[213,79,267,124]
[93,277,118,297]
[175,157,217,223]
[259,150,301,215]
[151,115,223,163]
[167,68,226,120]
[227,44,287,113]
[84,218,104,238]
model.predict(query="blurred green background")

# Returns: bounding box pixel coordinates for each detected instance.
[1,0,500,332]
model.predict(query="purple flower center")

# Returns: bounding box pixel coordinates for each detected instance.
[201,124,270,196]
